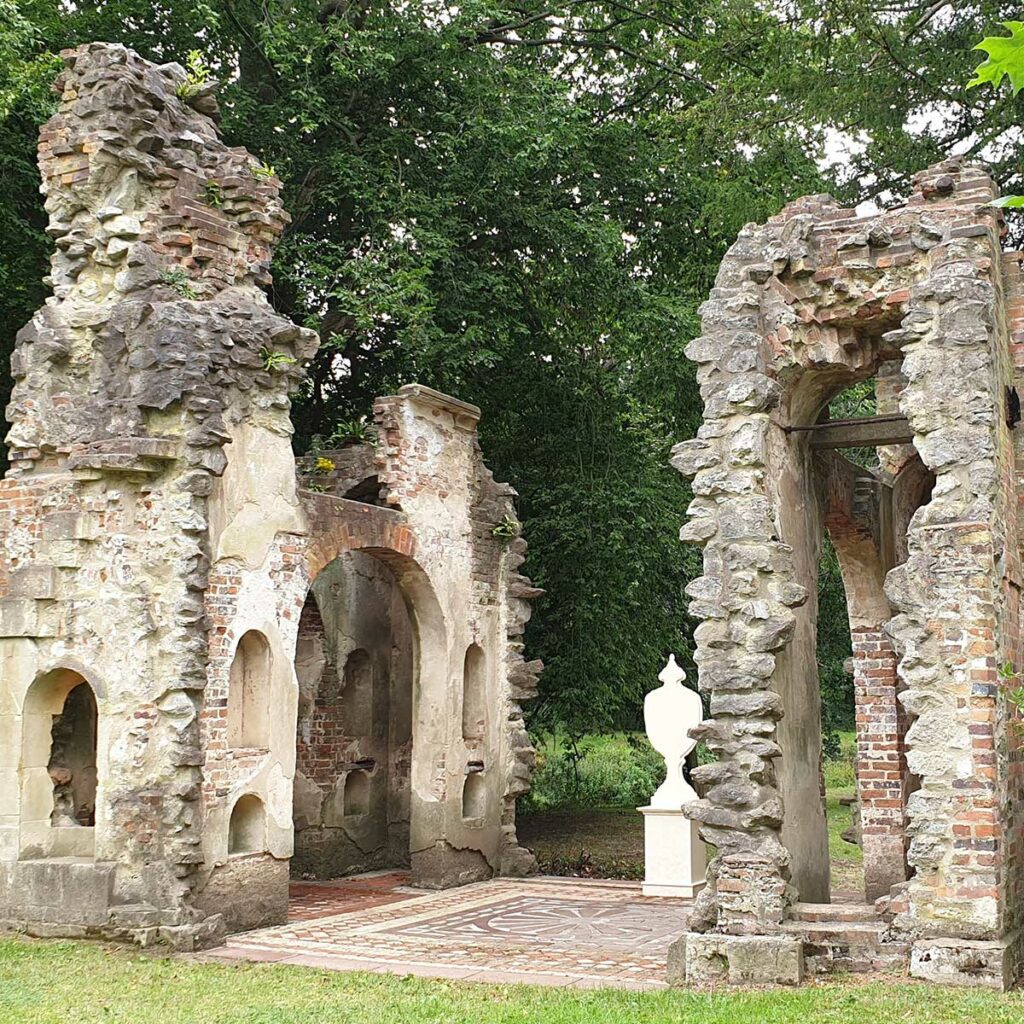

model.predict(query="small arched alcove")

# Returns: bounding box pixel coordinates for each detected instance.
[20,667,100,858]
[462,768,487,823]
[227,630,272,749]
[462,643,486,742]
[228,794,266,854]
[48,682,98,827]
[344,770,370,816]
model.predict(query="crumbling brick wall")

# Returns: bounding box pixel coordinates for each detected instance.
[674,159,1024,988]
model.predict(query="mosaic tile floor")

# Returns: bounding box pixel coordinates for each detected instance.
[201,874,692,989]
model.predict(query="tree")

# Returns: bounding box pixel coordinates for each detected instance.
[2,1,1018,738]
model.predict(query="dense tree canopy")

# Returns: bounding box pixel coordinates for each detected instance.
[2,1,1023,738]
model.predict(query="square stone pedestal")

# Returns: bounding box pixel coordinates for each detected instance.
[639,806,705,898]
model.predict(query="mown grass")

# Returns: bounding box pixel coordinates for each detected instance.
[4,936,1024,1024]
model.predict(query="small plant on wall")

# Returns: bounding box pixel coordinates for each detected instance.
[250,161,278,181]
[259,346,296,372]
[203,179,224,208]
[999,659,1024,739]
[330,418,373,445]
[492,515,519,540]
[175,50,211,100]
[158,266,198,299]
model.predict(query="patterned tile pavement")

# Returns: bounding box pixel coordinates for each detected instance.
[200,874,693,989]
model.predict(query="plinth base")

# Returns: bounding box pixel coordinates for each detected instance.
[639,805,706,899]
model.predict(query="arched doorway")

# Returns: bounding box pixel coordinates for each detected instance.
[291,538,447,882]
[772,344,938,904]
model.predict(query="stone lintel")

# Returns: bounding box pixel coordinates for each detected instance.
[396,383,482,423]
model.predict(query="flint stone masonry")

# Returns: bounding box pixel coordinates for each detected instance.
[673,158,1024,989]
[0,43,540,947]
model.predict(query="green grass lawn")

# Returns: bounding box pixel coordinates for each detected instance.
[4,936,1024,1024]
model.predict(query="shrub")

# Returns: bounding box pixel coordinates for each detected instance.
[521,733,665,812]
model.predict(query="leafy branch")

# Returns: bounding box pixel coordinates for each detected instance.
[969,22,1024,208]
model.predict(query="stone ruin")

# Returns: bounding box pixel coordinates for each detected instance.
[0,43,541,947]
[6,40,1024,994]
[671,158,1024,989]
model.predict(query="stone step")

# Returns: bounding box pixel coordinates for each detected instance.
[783,920,891,946]
[784,915,911,975]
[791,901,878,923]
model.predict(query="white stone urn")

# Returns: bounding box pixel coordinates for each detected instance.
[638,654,706,897]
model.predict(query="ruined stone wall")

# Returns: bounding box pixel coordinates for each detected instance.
[302,386,542,884]
[0,41,314,946]
[195,383,539,911]
[2,43,538,945]
[674,159,1024,987]
[1001,251,1024,972]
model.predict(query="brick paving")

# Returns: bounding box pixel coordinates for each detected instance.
[201,874,693,989]
[286,872,417,921]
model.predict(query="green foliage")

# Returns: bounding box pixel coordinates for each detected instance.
[970,23,1024,207]
[817,535,855,746]
[175,49,211,99]
[521,733,665,812]
[492,515,519,540]
[202,179,223,208]
[7,0,1024,737]
[259,346,297,372]
[970,22,1024,93]
[157,266,198,299]
[250,161,277,181]
[329,418,372,445]
[823,732,857,790]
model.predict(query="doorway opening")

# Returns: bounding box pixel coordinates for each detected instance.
[291,551,414,878]
[805,366,933,905]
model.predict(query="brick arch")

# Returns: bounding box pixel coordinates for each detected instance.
[296,490,450,881]
[302,492,416,582]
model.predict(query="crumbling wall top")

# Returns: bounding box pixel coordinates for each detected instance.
[6,42,317,467]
